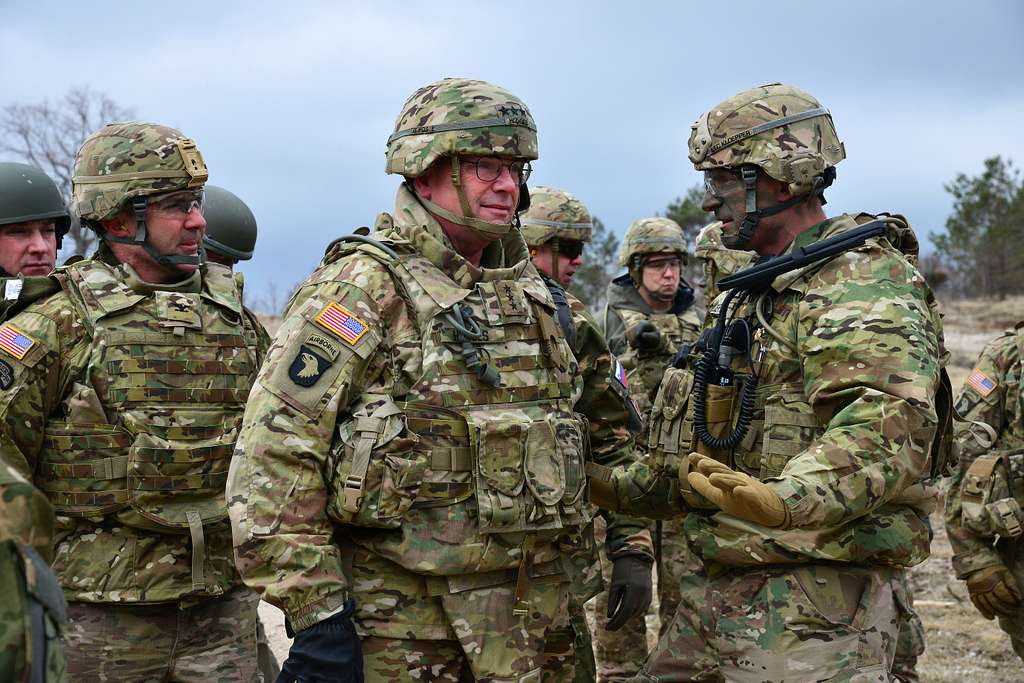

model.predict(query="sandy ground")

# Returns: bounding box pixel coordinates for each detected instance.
[255,295,1024,678]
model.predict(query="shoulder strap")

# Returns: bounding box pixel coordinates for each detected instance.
[543,278,576,348]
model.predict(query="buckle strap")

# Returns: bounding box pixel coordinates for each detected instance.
[429,447,473,472]
[512,535,537,617]
[186,510,206,593]
[341,400,399,514]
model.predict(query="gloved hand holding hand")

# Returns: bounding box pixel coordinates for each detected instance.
[605,554,653,631]
[280,600,363,682]
[686,453,790,528]
[966,565,1022,620]
[629,321,662,352]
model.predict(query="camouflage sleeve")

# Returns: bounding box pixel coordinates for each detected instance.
[227,255,400,631]
[945,331,1019,577]
[0,297,80,481]
[0,460,55,560]
[570,298,654,561]
[768,247,942,529]
[603,304,628,358]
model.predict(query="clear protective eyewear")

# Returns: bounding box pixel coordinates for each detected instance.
[148,189,205,216]
[462,157,533,185]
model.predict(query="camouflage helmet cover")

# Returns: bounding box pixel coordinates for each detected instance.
[520,185,593,247]
[202,185,257,261]
[687,83,845,193]
[617,217,688,267]
[72,121,208,223]
[385,78,538,178]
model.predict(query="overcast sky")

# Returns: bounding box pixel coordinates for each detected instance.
[3,1,1022,308]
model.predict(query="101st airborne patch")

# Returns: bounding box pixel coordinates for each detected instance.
[289,346,333,387]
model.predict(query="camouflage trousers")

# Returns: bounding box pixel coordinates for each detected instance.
[64,584,260,682]
[637,563,905,682]
[353,547,570,682]
[992,538,1024,664]
[539,593,595,683]
[0,542,67,682]
[656,517,702,636]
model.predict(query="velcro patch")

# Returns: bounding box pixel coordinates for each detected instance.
[289,346,333,387]
[0,325,36,360]
[613,357,628,388]
[0,359,12,389]
[315,303,368,346]
[966,369,997,397]
[304,331,342,362]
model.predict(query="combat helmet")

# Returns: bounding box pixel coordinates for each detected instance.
[386,77,538,237]
[618,217,688,296]
[688,83,845,248]
[72,121,208,266]
[0,162,71,248]
[520,185,593,281]
[202,185,257,262]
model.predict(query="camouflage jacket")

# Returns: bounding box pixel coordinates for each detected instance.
[0,250,262,604]
[228,186,646,630]
[693,221,758,307]
[945,323,1024,578]
[607,214,947,570]
[603,276,701,415]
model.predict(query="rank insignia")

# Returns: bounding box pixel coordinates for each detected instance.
[966,369,997,397]
[0,325,35,360]
[289,345,333,387]
[315,303,368,345]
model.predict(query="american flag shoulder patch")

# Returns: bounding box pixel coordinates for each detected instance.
[966,369,997,397]
[315,302,368,346]
[0,325,36,360]
[613,357,628,388]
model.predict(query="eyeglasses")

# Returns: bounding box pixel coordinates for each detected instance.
[462,157,533,185]
[556,239,585,260]
[149,190,204,216]
[703,170,744,198]
[643,256,682,273]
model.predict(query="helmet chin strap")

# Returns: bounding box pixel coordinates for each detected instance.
[413,157,517,238]
[100,197,205,268]
[723,166,836,249]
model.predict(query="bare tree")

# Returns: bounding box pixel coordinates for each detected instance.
[0,86,136,257]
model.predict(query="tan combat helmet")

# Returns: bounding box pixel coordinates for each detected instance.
[688,83,845,248]
[618,217,688,296]
[72,121,208,266]
[385,77,538,237]
[520,185,593,281]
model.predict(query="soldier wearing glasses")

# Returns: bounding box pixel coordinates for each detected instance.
[0,122,262,680]
[228,78,645,682]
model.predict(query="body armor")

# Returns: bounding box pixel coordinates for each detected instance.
[320,235,590,565]
[35,260,257,567]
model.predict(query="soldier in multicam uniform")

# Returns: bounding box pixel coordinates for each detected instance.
[0,122,262,681]
[589,83,951,681]
[520,185,655,682]
[227,77,646,682]
[0,459,67,682]
[0,163,70,321]
[600,217,701,680]
[946,322,1024,661]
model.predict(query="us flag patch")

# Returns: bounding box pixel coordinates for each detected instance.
[315,303,368,345]
[0,325,35,360]
[966,369,997,397]
[613,358,628,388]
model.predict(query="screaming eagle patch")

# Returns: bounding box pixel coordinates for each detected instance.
[288,345,333,387]
[0,359,12,390]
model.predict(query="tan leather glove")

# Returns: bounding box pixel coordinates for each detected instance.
[686,453,791,528]
[966,565,1023,620]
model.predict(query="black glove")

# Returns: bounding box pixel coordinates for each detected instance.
[629,321,661,352]
[605,554,653,631]
[278,600,363,683]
